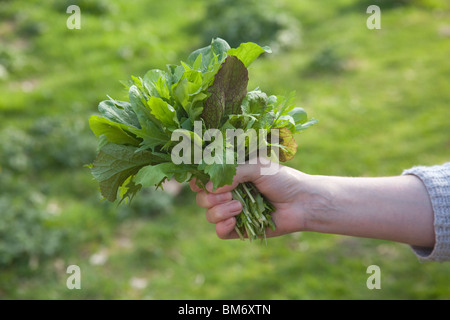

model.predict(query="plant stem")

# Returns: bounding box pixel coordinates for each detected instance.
[232,182,275,241]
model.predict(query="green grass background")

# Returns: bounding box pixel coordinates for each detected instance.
[0,0,449,299]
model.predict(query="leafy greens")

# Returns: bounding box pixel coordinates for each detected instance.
[88,38,317,240]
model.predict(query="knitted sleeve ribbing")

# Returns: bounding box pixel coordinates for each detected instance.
[402,162,450,262]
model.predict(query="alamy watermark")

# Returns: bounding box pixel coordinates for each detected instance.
[66,5,81,30]
[366,265,381,289]
[367,5,381,30]
[66,264,81,289]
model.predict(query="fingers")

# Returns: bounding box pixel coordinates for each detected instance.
[189,159,278,241]
[196,191,233,209]
[215,218,239,239]
[205,200,242,223]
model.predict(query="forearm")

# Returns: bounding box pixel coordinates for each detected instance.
[303,175,435,247]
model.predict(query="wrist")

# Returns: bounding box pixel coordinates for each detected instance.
[294,174,338,233]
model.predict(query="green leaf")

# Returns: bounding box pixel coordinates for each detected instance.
[143,69,172,101]
[98,99,140,129]
[192,53,203,71]
[173,75,202,109]
[199,161,237,190]
[227,42,272,68]
[171,67,208,122]
[148,96,179,130]
[258,111,276,130]
[201,55,248,128]
[143,70,159,91]
[187,38,230,72]
[241,89,269,115]
[210,38,232,62]
[131,75,143,87]
[166,64,185,85]
[296,118,318,131]
[134,162,191,187]
[131,118,171,151]
[134,163,172,187]
[198,138,237,190]
[91,143,165,202]
[274,115,296,133]
[226,113,256,131]
[129,85,157,126]
[274,92,296,117]
[118,175,142,204]
[288,107,308,126]
[89,115,141,147]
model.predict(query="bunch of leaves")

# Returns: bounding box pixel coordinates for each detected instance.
[88,38,316,240]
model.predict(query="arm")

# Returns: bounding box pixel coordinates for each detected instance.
[191,161,436,248]
[303,174,435,248]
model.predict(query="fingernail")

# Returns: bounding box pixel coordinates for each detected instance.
[225,217,236,227]
[214,192,232,203]
[228,200,242,212]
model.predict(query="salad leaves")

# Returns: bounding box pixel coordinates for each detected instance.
[88,38,317,240]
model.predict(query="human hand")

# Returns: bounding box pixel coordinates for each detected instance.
[189,159,315,239]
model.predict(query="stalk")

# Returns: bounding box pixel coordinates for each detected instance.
[232,182,275,241]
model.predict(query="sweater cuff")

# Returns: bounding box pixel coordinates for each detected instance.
[402,163,450,262]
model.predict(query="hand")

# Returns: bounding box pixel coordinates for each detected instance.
[189,159,317,239]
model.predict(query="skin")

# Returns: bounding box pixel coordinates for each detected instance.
[190,160,435,248]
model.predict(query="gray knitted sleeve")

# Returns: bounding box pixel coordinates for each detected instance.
[402,162,450,262]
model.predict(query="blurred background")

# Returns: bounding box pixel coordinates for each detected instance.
[0,0,449,299]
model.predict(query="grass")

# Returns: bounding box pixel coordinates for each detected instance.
[0,0,449,299]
